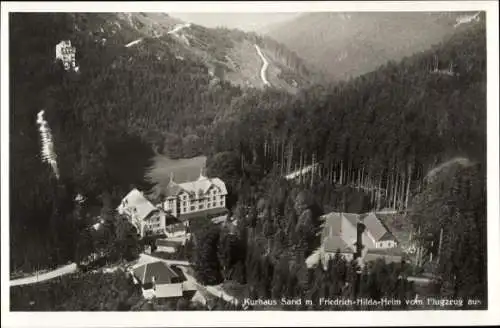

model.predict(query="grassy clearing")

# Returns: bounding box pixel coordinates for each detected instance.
[146,154,207,185]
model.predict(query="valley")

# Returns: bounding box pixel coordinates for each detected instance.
[7,11,487,313]
[264,11,485,81]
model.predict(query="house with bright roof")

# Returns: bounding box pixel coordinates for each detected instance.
[117,188,168,238]
[318,212,374,262]
[360,212,398,249]
[307,211,401,269]
[132,261,184,300]
[159,170,228,222]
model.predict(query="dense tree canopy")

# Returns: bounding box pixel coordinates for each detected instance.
[10,13,486,312]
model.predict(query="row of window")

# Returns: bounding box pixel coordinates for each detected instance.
[60,47,76,55]
[144,226,163,234]
[180,201,225,214]
[182,195,223,207]
[376,241,396,248]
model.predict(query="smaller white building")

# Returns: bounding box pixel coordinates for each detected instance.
[306,211,401,270]
[118,188,188,239]
[55,40,78,71]
[117,188,166,238]
[361,212,398,249]
[132,261,184,299]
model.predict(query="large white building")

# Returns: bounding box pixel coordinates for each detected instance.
[118,173,228,238]
[160,172,228,220]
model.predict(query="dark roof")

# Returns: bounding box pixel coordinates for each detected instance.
[133,261,179,285]
[178,207,228,221]
[165,222,186,233]
[364,253,403,264]
[164,182,182,197]
[165,214,182,226]
[366,247,405,256]
[156,239,182,247]
[364,247,404,263]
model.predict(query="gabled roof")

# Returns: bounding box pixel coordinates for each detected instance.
[133,261,179,285]
[117,188,158,221]
[163,182,182,198]
[320,212,359,240]
[160,175,228,199]
[360,212,388,242]
[324,236,355,253]
[320,212,359,254]
[343,213,360,228]
[379,231,397,242]
[178,175,228,197]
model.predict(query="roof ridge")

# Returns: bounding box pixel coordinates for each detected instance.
[143,263,148,284]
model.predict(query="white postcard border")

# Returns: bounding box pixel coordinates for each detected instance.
[1,1,499,327]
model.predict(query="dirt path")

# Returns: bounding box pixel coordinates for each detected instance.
[254,44,270,87]
[10,263,77,287]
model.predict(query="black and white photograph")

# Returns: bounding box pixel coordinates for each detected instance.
[1,1,499,327]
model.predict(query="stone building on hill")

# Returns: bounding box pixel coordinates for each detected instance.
[55,40,79,72]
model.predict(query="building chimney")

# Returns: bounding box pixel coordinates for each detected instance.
[355,222,366,260]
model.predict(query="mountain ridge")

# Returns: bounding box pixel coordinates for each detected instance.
[63,12,322,92]
[264,11,484,80]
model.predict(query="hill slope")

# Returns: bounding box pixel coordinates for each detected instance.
[8,12,311,271]
[67,12,321,92]
[211,19,486,210]
[9,12,486,275]
[264,11,484,80]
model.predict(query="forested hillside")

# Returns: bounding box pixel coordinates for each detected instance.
[5,14,233,270]
[195,19,486,306]
[410,160,486,302]
[264,12,483,80]
[9,10,486,304]
[208,20,486,212]
[10,11,319,271]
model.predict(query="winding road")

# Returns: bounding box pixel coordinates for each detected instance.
[10,263,78,287]
[125,38,143,48]
[285,163,319,180]
[254,44,270,87]
[167,23,192,35]
[125,23,191,48]
[10,253,191,287]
